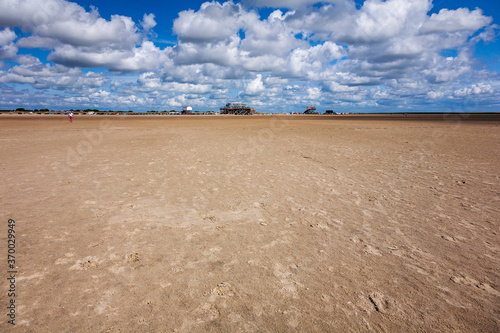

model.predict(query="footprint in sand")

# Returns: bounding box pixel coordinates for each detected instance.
[367,292,393,313]
[199,302,220,321]
[484,241,499,253]
[476,283,500,297]
[441,235,456,242]
[273,263,304,297]
[211,282,236,298]
[450,275,500,296]
[201,214,218,222]
[349,235,362,244]
[80,260,99,269]
[363,244,382,256]
[69,256,100,270]
[195,282,237,322]
[126,253,140,263]
[349,236,382,256]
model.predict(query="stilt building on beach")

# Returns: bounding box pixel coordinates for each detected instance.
[304,106,319,114]
[220,103,255,115]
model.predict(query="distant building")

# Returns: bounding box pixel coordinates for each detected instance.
[304,106,319,114]
[181,106,193,114]
[220,103,255,115]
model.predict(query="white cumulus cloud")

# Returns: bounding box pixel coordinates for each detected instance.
[0,28,17,59]
[454,83,493,97]
[240,73,265,96]
[420,8,492,34]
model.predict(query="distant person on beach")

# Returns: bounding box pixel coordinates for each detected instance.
[68,112,73,123]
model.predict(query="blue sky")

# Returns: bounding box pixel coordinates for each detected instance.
[0,0,499,112]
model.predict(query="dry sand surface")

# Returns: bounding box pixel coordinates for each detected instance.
[1,114,499,332]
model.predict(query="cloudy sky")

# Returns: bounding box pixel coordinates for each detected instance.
[0,0,499,112]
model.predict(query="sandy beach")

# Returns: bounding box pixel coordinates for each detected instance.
[1,114,499,332]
